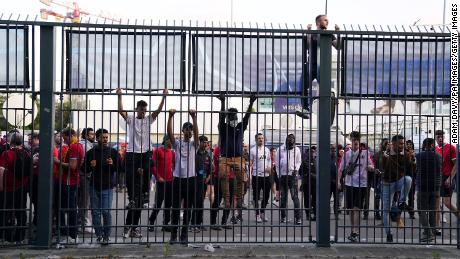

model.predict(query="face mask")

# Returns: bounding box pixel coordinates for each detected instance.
[229,120,238,127]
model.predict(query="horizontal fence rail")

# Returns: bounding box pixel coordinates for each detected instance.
[0,19,457,249]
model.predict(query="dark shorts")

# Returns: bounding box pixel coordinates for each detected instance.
[345,186,367,209]
[440,175,454,198]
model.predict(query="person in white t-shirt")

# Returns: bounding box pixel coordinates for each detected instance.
[167,108,200,245]
[338,131,374,243]
[249,133,272,223]
[117,87,168,239]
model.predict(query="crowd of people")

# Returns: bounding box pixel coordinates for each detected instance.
[0,86,457,246]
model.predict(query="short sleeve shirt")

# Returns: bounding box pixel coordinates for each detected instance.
[436,143,457,177]
[173,139,196,178]
[126,114,154,153]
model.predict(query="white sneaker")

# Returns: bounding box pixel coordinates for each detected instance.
[180,212,184,219]
[123,227,130,239]
[84,226,95,234]
[68,236,79,244]
[442,216,448,223]
[260,213,269,222]
[256,215,263,223]
[272,199,279,207]
[143,203,150,209]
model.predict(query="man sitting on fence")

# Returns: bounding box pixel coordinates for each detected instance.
[296,14,340,120]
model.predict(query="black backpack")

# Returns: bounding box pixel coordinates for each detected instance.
[13,148,32,179]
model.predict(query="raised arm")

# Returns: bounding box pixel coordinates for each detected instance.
[189,109,199,149]
[167,109,176,145]
[242,94,257,129]
[150,88,168,121]
[217,94,226,128]
[116,88,128,120]
[332,24,340,50]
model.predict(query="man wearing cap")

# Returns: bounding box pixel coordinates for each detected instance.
[275,133,302,225]
[167,108,200,245]
[148,134,175,232]
[215,94,257,223]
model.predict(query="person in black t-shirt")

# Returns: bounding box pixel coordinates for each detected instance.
[296,14,340,120]
[216,94,257,222]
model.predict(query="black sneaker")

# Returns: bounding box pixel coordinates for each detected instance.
[375,212,382,220]
[161,226,172,232]
[96,236,103,244]
[280,217,287,223]
[398,202,409,211]
[363,212,368,220]
[347,232,359,243]
[435,229,442,236]
[126,200,136,209]
[230,217,238,225]
[222,224,232,229]
[210,225,222,231]
[386,233,393,243]
[236,215,243,222]
[295,218,302,225]
[409,212,416,219]
[421,234,434,243]
[180,235,188,245]
[169,230,178,245]
[199,226,208,231]
[295,109,310,119]
[102,237,110,246]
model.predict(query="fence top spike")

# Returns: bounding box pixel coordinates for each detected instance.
[394,25,399,32]
[34,15,38,22]
[357,24,361,31]
[8,13,13,20]
[299,23,303,30]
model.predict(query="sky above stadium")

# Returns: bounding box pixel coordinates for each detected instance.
[1,0,453,27]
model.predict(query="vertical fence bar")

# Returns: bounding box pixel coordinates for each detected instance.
[316,33,332,247]
[36,25,56,248]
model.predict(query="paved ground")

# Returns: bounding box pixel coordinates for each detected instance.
[2,185,459,246]
[1,244,460,258]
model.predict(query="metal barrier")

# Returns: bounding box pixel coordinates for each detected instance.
[0,18,457,249]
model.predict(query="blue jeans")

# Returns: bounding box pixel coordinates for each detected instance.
[90,188,113,238]
[381,176,412,235]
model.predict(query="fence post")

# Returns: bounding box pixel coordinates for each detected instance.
[316,32,332,247]
[36,25,56,248]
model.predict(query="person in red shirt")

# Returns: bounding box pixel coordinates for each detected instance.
[56,128,84,242]
[148,135,175,232]
[0,132,30,243]
[435,130,459,226]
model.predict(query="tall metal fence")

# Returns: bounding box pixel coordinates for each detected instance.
[0,18,457,248]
